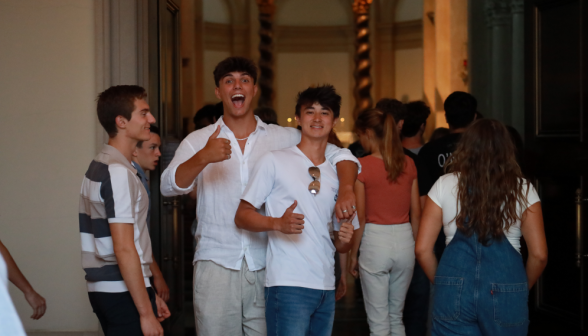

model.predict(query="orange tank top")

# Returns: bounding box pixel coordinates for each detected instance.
[357,155,417,224]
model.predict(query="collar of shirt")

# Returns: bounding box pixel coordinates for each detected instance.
[215,115,268,138]
[102,144,137,174]
[132,162,149,183]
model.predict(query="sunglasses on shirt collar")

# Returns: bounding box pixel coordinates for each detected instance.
[308,167,321,195]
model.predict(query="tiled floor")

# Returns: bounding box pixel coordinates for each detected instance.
[332,275,370,335]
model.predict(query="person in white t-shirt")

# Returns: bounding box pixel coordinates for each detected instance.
[235,85,359,336]
[415,119,548,336]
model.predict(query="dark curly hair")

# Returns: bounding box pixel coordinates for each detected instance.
[213,57,258,87]
[295,85,341,119]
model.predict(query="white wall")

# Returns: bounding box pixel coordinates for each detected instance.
[0,0,98,333]
[394,0,424,103]
[395,48,424,103]
[203,0,231,24]
[203,50,231,104]
[276,53,352,131]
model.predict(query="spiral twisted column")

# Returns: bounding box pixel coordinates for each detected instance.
[352,0,373,119]
[256,0,275,108]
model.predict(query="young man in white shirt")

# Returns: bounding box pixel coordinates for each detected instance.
[80,86,170,336]
[160,57,360,335]
[235,85,359,336]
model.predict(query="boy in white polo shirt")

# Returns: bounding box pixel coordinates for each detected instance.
[235,85,359,336]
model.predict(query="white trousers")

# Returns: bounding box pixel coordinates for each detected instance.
[193,259,266,336]
[359,223,415,336]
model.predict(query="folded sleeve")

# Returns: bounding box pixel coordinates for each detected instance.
[427,175,445,208]
[160,132,205,197]
[325,144,362,173]
[524,180,541,209]
[103,166,136,224]
[241,152,276,209]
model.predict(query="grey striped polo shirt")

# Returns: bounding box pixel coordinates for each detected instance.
[79,144,152,293]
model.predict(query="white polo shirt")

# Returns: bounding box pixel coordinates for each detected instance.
[242,146,359,290]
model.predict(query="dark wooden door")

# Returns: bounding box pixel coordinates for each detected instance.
[148,0,185,335]
[524,0,588,335]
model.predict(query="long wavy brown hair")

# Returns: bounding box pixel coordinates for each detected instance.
[445,119,529,245]
[354,108,405,182]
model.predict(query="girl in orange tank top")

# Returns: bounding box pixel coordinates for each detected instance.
[349,104,421,335]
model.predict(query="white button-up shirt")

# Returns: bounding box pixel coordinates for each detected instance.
[160,116,360,271]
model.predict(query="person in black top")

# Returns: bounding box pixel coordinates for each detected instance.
[418,92,477,196]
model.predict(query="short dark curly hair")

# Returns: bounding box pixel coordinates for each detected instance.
[402,101,431,137]
[295,85,341,119]
[444,91,477,129]
[213,57,258,87]
[97,85,147,137]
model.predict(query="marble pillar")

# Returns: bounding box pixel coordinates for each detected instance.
[511,0,525,134]
[485,0,512,123]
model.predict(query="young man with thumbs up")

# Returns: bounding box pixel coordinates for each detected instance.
[235,85,359,336]
[160,58,360,335]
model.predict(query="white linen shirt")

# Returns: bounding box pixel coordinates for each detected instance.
[160,116,360,271]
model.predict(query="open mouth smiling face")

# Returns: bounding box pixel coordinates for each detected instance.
[231,93,245,109]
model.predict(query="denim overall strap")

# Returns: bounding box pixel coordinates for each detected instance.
[432,227,529,336]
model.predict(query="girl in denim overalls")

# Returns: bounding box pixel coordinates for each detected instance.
[416,119,548,336]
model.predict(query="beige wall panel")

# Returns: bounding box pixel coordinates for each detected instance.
[395,0,424,22]
[395,48,424,103]
[0,0,98,332]
[276,53,352,131]
[275,0,350,26]
[203,0,231,24]
[203,50,231,104]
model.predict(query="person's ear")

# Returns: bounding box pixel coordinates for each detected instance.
[214,87,221,100]
[253,84,258,97]
[116,116,127,130]
[397,119,404,131]
[420,123,426,132]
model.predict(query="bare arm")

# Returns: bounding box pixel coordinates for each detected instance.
[349,180,366,278]
[336,252,348,301]
[175,126,231,189]
[110,224,163,336]
[410,179,421,239]
[235,200,305,234]
[415,197,443,283]
[0,240,46,319]
[520,202,548,289]
[334,221,355,253]
[149,259,169,302]
[334,161,359,221]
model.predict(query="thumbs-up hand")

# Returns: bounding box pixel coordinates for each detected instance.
[275,201,305,234]
[201,125,232,164]
[337,215,355,244]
